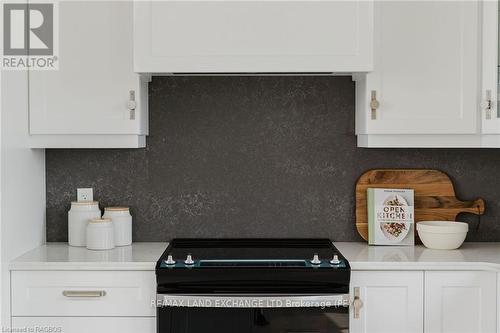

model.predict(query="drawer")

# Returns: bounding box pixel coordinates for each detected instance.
[12,316,155,333]
[11,271,155,316]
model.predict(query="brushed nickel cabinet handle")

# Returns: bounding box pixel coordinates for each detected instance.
[370,90,380,120]
[127,90,136,120]
[483,90,492,120]
[62,290,106,298]
[352,287,362,319]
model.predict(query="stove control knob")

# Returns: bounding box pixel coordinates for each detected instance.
[330,254,341,265]
[184,254,195,265]
[310,254,321,265]
[165,255,176,265]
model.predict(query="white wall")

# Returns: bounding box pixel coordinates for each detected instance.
[0,70,46,328]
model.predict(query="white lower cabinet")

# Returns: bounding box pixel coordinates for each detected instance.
[351,270,498,333]
[12,317,155,333]
[350,271,424,333]
[11,271,155,316]
[11,270,156,333]
[425,271,497,333]
[10,269,499,333]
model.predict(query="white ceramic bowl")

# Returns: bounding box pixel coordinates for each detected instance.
[416,221,468,250]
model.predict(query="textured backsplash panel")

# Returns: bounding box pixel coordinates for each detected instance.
[46,76,499,242]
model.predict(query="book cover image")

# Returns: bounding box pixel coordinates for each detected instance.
[368,188,415,246]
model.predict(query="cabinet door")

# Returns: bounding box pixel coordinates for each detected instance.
[350,271,423,333]
[481,0,500,134]
[425,271,496,333]
[12,317,155,333]
[29,1,147,135]
[357,1,479,135]
[134,1,373,73]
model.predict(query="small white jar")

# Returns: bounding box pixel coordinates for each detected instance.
[86,218,115,251]
[68,201,101,247]
[103,207,132,246]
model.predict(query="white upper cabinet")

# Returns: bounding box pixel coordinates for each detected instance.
[355,1,481,144]
[29,1,149,148]
[350,271,423,333]
[425,271,497,333]
[134,1,373,73]
[481,0,500,134]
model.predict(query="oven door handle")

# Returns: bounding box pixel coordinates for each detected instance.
[155,294,350,308]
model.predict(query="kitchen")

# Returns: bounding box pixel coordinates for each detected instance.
[1,0,500,332]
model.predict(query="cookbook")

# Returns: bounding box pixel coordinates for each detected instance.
[368,188,414,246]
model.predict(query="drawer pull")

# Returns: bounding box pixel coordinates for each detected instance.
[62,290,107,298]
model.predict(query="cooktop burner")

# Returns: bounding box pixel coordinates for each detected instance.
[156,239,350,294]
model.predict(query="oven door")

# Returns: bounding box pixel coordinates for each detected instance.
[156,294,350,333]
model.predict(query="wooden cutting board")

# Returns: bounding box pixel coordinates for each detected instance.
[355,169,485,241]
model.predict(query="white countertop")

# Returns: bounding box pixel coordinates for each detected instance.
[9,242,500,272]
[335,242,500,271]
[9,242,167,271]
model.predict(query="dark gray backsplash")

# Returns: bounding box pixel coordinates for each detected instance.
[46,76,500,242]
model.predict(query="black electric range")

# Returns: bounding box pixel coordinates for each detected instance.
[155,239,351,333]
[156,238,350,294]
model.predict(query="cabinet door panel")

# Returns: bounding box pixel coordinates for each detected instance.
[134,1,373,73]
[12,317,155,333]
[481,0,500,133]
[350,271,423,333]
[425,271,496,333]
[360,1,479,134]
[29,1,145,135]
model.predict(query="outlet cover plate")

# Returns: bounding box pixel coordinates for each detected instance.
[77,188,93,201]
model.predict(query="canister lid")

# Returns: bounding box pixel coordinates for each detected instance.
[89,218,112,224]
[104,206,129,212]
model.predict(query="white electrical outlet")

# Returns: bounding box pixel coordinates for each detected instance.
[77,188,94,202]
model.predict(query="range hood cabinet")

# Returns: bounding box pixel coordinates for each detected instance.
[134,1,373,74]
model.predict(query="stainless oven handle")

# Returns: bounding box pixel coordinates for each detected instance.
[155,294,350,308]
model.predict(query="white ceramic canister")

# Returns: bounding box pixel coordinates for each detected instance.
[103,207,132,246]
[86,218,115,250]
[68,201,101,247]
